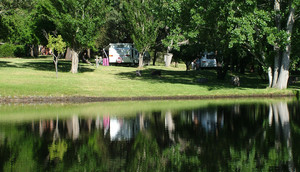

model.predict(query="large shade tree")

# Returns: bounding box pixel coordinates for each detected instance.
[36,0,110,73]
[0,0,39,56]
[220,0,299,89]
[122,0,163,68]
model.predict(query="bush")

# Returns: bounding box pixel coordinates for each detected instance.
[0,43,16,57]
[14,45,26,57]
[0,43,27,57]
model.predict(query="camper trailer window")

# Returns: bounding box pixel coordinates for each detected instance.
[112,45,125,48]
[207,55,215,59]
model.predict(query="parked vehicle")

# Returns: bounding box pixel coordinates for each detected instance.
[200,52,217,68]
[192,52,217,70]
[103,43,139,64]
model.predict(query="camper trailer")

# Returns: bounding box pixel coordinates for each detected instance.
[103,43,139,64]
[200,52,217,68]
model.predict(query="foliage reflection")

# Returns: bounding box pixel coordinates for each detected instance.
[0,100,299,171]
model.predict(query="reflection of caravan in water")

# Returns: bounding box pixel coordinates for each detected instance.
[103,43,139,64]
[109,117,146,141]
[192,109,223,132]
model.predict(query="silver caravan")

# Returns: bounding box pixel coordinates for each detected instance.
[103,43,139,64]
[200,52,217,68]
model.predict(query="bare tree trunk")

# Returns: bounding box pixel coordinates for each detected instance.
[272,0,281,87]
[70,49,79,74]
[268,67,273,88]
[138,51,144,68]
[272,52,280,87]
[55,58,58,78]
[153,49,157,66]
[87,48,91,59]
[65,47,72,60]
[275,5,295,89]
[30,45,34,57]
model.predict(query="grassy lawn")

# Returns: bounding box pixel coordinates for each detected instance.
[0,57,298,98]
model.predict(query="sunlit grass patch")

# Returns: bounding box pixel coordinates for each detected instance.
[0,57,295,98]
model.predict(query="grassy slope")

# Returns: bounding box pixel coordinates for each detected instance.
[0,57,298,97]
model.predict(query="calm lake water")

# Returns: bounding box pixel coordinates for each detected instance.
[0,99,299,171]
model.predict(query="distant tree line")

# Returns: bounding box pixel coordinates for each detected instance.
[0,0,299,89]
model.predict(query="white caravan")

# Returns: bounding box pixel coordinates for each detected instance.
[200,52,217,68]
[103,43,139,64]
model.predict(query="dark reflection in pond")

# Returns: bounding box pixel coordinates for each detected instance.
[0,100,299,171]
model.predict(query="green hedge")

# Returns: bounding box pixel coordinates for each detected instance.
[0,43,26,57]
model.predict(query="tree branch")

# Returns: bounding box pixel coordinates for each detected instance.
[42,29,49,41]
[177,39,189,46]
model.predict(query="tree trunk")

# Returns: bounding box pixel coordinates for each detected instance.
[275,5,295,89]
[272,0,281,87]
[55,59,58,78]
[272,52,280,87]
[34,45,39,57]
[87,48,91,59]
[70,49,79,74]
[65,47,72,60]
[185,62,190,72]
[30,45,34,57]
[153,49,157,66]
[138,51,144,68]
[268,67,273,88]
[30,45,39,57]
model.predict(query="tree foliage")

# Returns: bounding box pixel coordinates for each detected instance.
[122,0,163,67]
[36,0,110,73]
[47,34,66,78]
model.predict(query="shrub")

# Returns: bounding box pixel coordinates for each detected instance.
[14,45,26,57]
[0,43,27,57]
[0,43,16,57]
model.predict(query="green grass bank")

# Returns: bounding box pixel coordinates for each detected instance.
[0,57,298,100]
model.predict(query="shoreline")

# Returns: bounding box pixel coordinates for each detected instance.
[0,93,296,104]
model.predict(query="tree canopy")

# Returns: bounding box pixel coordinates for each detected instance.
[0,0,299,89]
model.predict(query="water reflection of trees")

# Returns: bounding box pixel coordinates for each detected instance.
[0,101,299,171]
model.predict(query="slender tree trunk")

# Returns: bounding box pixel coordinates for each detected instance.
[55,59,58,78]
[138,51,144,68]
[275,5,295,89]
[153,49,157,66]
[70,49,79,74]
[30,45,34,57]
[268,67,273,87]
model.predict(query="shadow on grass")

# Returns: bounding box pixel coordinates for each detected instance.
[0,59,95,73]
[117,68,268,90]
[0,61,20,68]
[22,61,95,73]
[19,55,52,59]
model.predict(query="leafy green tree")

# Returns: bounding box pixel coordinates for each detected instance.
[172,44,200,71]
[37,0,110,73]
[0,0,39,57]
[47,34,66,78]
[225,0,300,89]
[122,0,163,68]
[161,0,202,69]
[95,1,131,49]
